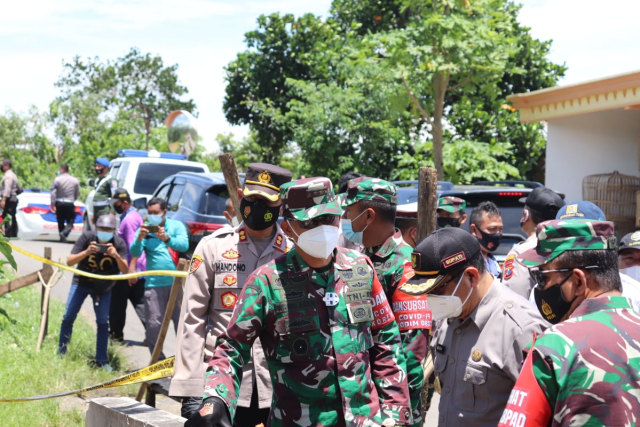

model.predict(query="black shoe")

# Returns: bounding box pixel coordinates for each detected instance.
[59,235,68,243]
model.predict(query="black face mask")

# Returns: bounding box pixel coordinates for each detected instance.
[533,273,576,324]
[240,198,280,231]
[476,228,502,252]
[114,204,125,214]
[95,168,104,175]
[437,216,460,229]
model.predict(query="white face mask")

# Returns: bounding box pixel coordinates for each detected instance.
[621,265,640,282]
[427,270,473,321]
[288,221,340,259]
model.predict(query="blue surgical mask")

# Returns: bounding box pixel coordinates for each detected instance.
[97,231,113,242]
[147,214,163,225]
[340,209,369,244]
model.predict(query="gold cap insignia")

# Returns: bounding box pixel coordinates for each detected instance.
[258,171,272,184]
[471,349,482,362]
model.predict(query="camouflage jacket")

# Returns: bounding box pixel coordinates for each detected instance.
[501,296,640,426]
[203,246,412,426]
[365,230,430,426]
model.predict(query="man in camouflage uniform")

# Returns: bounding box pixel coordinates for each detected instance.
[188,177,411,427]
[341,177,430,426]
[499,219,640,426]
[170,163,293,423]
[436,196,467,229]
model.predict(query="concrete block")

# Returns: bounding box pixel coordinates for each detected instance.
[86,397,186,427]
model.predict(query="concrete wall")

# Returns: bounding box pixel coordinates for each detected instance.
[86,397,186,427]
[546,109,640,201]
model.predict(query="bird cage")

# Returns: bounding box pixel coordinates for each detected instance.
[582,171,640,237]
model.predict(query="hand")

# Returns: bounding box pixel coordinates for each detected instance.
[128,276,138,286]
[105,244,117,257]
[51,205,56,214]
[87,242,99,255]
[138,226,149,241]
[156,226,169,242]
[0,199,5,209]
[184,397,231,427]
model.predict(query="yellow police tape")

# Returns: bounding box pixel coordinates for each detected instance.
[0,357,174,402]
[8,242,188,280]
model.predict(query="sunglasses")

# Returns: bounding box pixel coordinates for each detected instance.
[529,265,600,288]
[292,215,338,229]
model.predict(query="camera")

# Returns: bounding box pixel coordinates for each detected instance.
[146,224,159,233]
[96,243,109,254]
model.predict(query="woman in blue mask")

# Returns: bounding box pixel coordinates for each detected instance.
[58,214,129,370]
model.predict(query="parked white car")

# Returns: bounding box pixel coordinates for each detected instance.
[84,149,209,228]
[16,189,85,241]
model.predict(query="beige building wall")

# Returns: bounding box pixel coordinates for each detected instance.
[546,109,640,201]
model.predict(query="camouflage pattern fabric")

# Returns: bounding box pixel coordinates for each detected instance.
[436,196,466,213]
[203,246,412,426]
[341,177,398,207]
[280,177,343,221]
[518,219,617,267]
[365,230,429,427]
[524,296,640,426]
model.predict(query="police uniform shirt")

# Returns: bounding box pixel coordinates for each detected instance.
[169,223,292,407]
[1,169,18,199]
[501,234,537,300]
[431,279,549,426]
[51,173,80,205]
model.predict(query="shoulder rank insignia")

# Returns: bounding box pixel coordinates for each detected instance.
[238,228,248,242]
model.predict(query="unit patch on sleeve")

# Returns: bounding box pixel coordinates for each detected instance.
[189,254,203,274]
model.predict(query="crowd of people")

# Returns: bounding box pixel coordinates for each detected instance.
[6,154,640,425]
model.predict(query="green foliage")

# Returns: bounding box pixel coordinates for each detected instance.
[0,286,134,426]
[0,217,17,281]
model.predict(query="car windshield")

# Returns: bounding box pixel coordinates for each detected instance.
[203,185,230,216]
[134,163,205,195]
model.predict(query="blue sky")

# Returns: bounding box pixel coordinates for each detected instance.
[2,0,639,153]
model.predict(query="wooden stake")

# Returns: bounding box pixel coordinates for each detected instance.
[136,258,189,402]
[218,153,243,224]
[417,167,438,241]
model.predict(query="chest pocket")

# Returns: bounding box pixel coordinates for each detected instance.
[459,362,488,411]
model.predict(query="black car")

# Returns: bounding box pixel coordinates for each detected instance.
[392,180,555,262]
[151,172,241,255]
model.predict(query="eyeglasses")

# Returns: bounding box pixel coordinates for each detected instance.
[529,265,600,288]
[291,215,338,229]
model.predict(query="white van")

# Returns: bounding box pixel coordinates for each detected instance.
[84,149,209,228]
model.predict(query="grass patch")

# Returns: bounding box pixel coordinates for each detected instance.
[0,285,138,426]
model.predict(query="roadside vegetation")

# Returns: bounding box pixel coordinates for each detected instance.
[0,285,136,426]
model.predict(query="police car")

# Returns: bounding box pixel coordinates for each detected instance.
[84,149,209,228]
[16,189,85,241]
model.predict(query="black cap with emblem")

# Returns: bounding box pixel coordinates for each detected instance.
[407,227,481,294]
[243,162,293,202]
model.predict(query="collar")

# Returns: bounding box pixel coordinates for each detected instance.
[466,278,500,330]
[366,229,404,259]
[569,295,634,319]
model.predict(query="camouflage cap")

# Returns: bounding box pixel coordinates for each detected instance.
[341,177,397,207]
[281,177,343,221]
[518,219,617,267]
[437,196,466,213]
[243,162,293,202]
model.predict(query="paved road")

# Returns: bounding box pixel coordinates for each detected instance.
[11,238,181,415]
[10,238,440,424]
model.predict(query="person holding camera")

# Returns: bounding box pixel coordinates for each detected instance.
[57,214,128,370]
[129,197,188,358]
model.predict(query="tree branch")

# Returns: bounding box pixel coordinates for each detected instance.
[401,75,433,128]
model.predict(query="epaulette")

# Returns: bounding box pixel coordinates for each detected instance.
[214,230,234,239]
